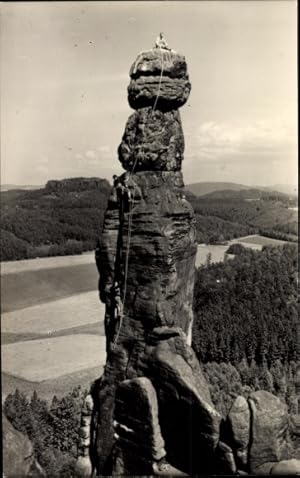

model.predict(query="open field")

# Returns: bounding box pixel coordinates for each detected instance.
[196,234,295,267]
[2,334,106,382]
[1,263,98,312]
[196,235,262,267]
[1,251,94,275]
[235,234,293,247]
[1,255,105,400]
[1,320,105,345]
[2,291,104,334]
[196,244,229,266]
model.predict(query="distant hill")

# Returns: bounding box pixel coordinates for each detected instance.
[45,177,108,193]
[186,182,298,197]
[1,184,43,191]
[265,183,298,196]
[200,188,290,200]
[186,182,249,196]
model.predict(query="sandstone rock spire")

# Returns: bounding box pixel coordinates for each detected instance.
[91,45,202,475]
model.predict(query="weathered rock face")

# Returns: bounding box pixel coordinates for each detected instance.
[99,171,196,350]
[2,414,45,477]
[118,109,184,172]
[113,377,166,475]
[92,46,200,475]
[248,390,290,472]
[266,459,300,475]
[221,391,294,475]
[128,50,191,110]
[142,331,222,474]
[226,395,251,468]
[254,459,300,476]
[77,394,94,475]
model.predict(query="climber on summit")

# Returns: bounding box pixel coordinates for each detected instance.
[155,32,171,50]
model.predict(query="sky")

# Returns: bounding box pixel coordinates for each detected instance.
[1,1,297,187]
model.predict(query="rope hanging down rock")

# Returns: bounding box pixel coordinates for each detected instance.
[112,47,165,350]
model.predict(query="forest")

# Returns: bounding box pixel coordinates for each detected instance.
[192,243,299,418]
[1,179,298,261]
[1,178,111,261]
[4,387,87,477]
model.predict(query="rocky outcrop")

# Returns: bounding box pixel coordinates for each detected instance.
[112,377,166,475]
[226,395,251,468]
[45,177,110,193]
[2,413,45,477]
[254,459,300,475]
[77,394,93,476]
[128,50,191,110]
[141,330,222,474]
[92,45,200,475]
[221,391,298,475]
[264,459,300,475]
[248,391,290,472]
[118,109,184,172]
[98,170,196,353]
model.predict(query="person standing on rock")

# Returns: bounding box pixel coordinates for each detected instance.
[155,32,171,51]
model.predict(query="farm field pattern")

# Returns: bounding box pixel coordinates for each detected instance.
[2,335,106,382]
[1,234,292,401]
[2,291,104,335]
[1,258,104,401]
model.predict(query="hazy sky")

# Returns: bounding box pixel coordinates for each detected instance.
[1,1,297,186]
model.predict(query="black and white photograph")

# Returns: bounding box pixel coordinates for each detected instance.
[1,1,298,476]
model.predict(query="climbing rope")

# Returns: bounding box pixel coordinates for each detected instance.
[112,47,165,350]
[152,49,164,113]
[112,198,134,349]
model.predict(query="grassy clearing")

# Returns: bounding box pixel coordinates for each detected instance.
[236,234,293,246]
[1,320,105,345]
[2,291,104,334]
[1,251,94,275]
[2,334,106,382]
[195,235,295,267]
[196,245,228,267]
[2,366,103,403]
[1,264,98,313]
[1,254,106,401]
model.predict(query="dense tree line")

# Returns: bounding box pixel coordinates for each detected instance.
[192,244,298,367]
[1,180,111,261]
[192,243,299,436]
[202,360,299,419]
[4,386,87,477]
[194,214,254,244]
[259,228,298,243]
